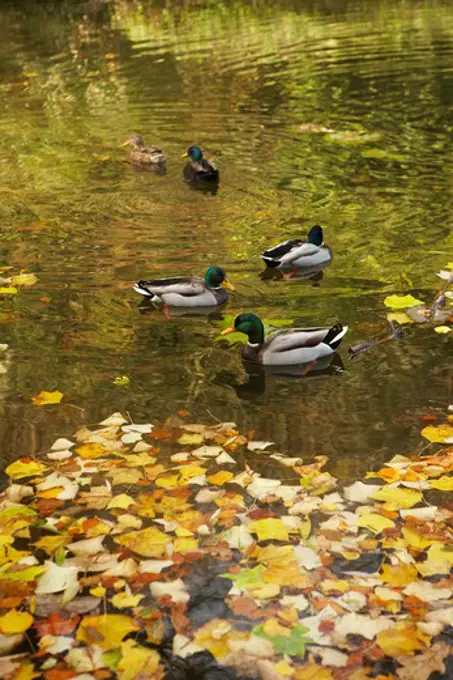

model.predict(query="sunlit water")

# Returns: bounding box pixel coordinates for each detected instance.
[0,0,452,479]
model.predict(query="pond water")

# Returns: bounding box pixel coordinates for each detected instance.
[0,0,452,479]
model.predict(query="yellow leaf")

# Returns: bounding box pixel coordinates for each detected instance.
[402,527,436,551]
[384,294,424,309]
[294,664,334,680]
[430,475,453,490]
[421,423,453,443]
[371,486,423,509]
[76,442,108,459]
[256,544,294,566]
[434,326,451,334]
[12,664,39,680]
[11,273,38,287]
[425,543,453,568]
[31,390,63,406]
[274,660,295,677]
[107,494,136,510]
[249,518,290,542]
[76,614,140,650]
[6,459,47,480]
[177,433,204,445]
[173,537,199,553]
[263,562,310,587]
[376,622,426,656]
[34,535,66,555]
[379,563,418,587]
[319,579,350,594]
[206,471,234,486]
[262,617,291,637]
[179,464,207,481]
[111,592,144,609]
[0,609,33,634]
[0,287,18,295]
[90,586,106,597]
[387,312,413,325]
[115,526,169,558]
[247,582,281,599]
[357,513,395,534]
[300,517,311,539]
[117,639,161,680]
[155,474,180,489]
[194,619,245,660]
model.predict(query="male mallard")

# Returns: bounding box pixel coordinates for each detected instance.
[221,313,347,365]
[182,146,219,183]
[133,266,234,307]
[121,134,167,167]
[261,225,332,269]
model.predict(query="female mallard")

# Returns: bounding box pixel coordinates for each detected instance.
[133,266,234,307]
[221,313,347,365]
[182,146,219,183]
[121,134,167,167]
[261,225,332,269]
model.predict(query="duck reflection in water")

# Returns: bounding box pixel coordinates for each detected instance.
[221,353,345,401]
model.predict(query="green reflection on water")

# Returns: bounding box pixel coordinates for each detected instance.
[0,0,452,477]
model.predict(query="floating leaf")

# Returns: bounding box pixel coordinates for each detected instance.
[379,563,418,587]
[76,614,140,651]
[31,391,64,406]
[115,526,169,558]
[249,518,290,542]
[254,622,312,655]
[376,622,426,656]
[384,294,424,309]
[113,375,130,386]
[357,513,395,534]
[421,423,453,443]
[5,459,46,480]
[11,273,38,287]
[0,610,33,634]
[0,287,18,295]
[371,486,422,509]
[434,326,451,334]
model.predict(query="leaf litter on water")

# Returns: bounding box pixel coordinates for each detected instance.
[0,408,452,678]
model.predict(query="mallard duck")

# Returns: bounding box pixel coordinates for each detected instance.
[221,313,347,365]
[261,225,332,269]
[133,266,234,307]
[121,134,167,167]
[182,146,219,183]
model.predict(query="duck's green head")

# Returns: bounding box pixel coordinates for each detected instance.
[205,266,235,291]
[185,145,203,162]
[222,313,265,345]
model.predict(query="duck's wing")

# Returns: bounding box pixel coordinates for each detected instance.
[265,327,332,352]
[261,239,321,266]
[134,276,205,298]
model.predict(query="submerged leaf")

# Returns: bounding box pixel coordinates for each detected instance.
[32,390,64,406]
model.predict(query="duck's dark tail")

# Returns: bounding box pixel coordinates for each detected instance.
[323,323,348,350]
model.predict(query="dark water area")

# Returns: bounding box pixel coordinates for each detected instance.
[0,0,452,479]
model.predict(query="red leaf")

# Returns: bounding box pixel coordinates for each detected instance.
[35,612,81,637]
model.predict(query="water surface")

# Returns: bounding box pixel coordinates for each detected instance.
[0,0,452,478]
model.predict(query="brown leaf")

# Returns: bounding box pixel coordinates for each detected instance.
[396,642,451,680]
[170,603,191,635]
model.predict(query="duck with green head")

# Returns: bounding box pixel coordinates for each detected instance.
[221,313,347,365]
[121,134,167,167]
[182,145,219,183]
[133,266,234,308]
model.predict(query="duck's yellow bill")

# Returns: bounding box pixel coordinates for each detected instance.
[181,151,188,159]
[119,140,130,147]
[221,279,235,292]
[221,326,236,335]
